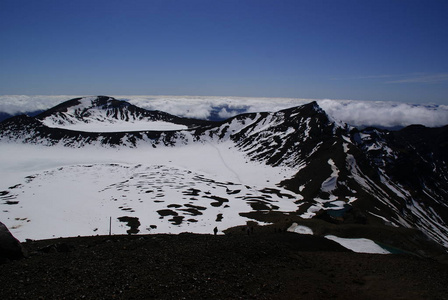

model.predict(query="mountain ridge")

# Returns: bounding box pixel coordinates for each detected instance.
[35,95,215,131]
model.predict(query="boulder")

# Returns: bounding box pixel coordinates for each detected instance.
[0,221,27,263]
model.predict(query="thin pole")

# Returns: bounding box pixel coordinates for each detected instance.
[109,216,112,235]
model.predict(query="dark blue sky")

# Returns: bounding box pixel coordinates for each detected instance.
[1,0,447,104]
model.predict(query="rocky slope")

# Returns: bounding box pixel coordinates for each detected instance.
[1,232,448,300]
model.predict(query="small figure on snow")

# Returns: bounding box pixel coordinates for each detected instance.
[213,226,218,235]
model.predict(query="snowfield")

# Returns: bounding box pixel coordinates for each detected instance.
[41,119,188,132]
[0,141,298,241]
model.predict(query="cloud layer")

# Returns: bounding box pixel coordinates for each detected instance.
[0,95,81,115]
[317,99,448,128]
[0,95,447,129]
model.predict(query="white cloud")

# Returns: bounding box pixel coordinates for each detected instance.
[1,95,447,128]
[0,95,83,115]
[217,107,234,119]
[122,96,221,120]
[317,99,448,128]
[121,95,312,118]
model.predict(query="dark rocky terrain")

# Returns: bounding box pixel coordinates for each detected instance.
[1,231,448,300]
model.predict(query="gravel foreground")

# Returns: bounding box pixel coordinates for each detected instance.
[1,232,448,300]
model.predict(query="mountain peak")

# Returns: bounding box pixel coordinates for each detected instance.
[308,100,320,109]
[35,96,121,119]
[26,96,215,133]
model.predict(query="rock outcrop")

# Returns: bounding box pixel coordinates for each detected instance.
[0,222,26,263]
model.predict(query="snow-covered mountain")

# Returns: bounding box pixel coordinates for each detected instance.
[37,95,214,131]
[1,96,447,255]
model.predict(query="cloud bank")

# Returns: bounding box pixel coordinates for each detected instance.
[317,99,448,128]
[0,95,447,129]
[121,96,448,128]
[0,95,82,115]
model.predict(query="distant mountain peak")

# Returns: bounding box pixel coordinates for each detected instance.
[35,96,125,119]
[28,96,214,132]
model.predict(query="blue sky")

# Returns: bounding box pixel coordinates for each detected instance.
[1,0,447,104]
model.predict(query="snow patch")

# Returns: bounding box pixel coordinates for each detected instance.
[287,223,313,235]
[321,159,339,192]
[325,235,390,254]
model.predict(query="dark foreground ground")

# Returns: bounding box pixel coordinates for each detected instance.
[1,232,448,300]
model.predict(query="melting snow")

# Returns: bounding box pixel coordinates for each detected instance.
[368,211,398,227]
[301,206,322,219]
[325,235,390,254]
[287,222,313,235]
[321,159,339,192]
